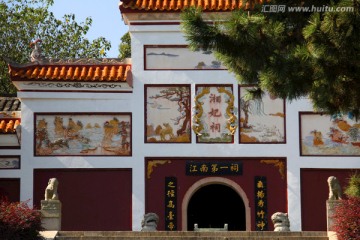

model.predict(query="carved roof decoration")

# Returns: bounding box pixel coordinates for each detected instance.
[120,0,264,11]
[8,59,131,82]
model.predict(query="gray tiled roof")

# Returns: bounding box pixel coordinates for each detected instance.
[0,97,21,112]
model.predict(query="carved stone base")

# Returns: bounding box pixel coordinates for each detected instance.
[327,200,340,231]
[41,200,61,231]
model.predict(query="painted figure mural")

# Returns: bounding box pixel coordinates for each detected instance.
[35,113,131,156]
[300,112,360,156]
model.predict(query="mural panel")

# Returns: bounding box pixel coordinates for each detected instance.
[300,112,360,156]
[239,86,285,143]
[144,45,226,70]
[193,85,237,143]
[34,113,131,156]
[0,156,20,169]
[145,85,191,143]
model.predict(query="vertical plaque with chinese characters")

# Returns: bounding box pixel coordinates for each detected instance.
[193,85,236,143]
[165,177,177,231]
[255,176,268,231]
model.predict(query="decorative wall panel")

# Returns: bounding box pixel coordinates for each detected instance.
[239,86,285,143]
[300,112,360,156]
[0,156,20,169]
[193,85,236,143]
[144,45,226,70]
[145,85,191,143]
[34,113,131,156]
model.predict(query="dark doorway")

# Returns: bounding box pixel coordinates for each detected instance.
[187,184,246,231]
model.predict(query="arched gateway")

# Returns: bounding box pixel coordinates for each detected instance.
[182,177,251,231]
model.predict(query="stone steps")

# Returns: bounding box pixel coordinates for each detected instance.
[54,231,330,240]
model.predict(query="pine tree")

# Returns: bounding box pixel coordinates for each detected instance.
[181,0,360,118]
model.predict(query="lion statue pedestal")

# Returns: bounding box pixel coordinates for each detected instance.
[326,200,340,231]
[41,178,61,231]
[326,176,342,231]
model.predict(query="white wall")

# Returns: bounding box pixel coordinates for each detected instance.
[14,92,137,223]
[129,24,360,231]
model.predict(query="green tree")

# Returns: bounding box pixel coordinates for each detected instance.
[345,172,360,197]
[181,0,360,118]
[118,32,131,60]
[0,0,111,94]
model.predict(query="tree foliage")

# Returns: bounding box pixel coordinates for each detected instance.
[344,172,360,197]
[118,31,131,60]
[0,0,111,94]
[333,196,360,240]
[332,172,360,240]
[181,0,360,118]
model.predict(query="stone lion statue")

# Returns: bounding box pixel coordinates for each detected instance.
[45,178,59,200]
[271,212,290,231]
[141,212,159,231]
[328,176,342,200]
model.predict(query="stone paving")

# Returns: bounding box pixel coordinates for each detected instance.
[40,230,336,240]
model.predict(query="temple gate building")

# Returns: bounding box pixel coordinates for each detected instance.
[0,0,359,232]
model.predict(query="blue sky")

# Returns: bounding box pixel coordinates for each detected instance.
[49,0,128,58]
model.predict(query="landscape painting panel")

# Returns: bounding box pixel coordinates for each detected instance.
[146,85,191,143]
[239,86,285,143]
[300,113,360,156]
[35,113,131,156]
[0,156,20,169]
[194,85,235,143]
[145,46,226,70]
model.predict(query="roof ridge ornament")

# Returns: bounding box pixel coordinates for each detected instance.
[30,39,46,63]
[48,58,126,64]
